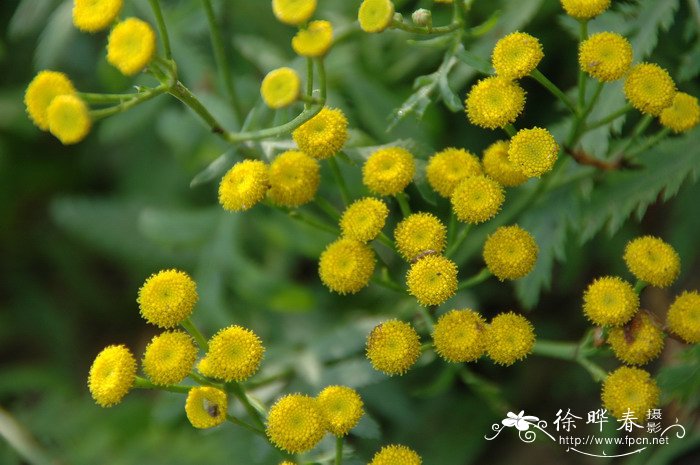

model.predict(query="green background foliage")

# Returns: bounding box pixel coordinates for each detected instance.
[1,0,699,464]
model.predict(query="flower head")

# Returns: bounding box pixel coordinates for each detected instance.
[293,107,348,159]
[47,94,91,145]
[292,20,333,57]
[485,312,535,366]
[73,0,123,33]
[624,63,676,116]
[218,159,270,212]
[426,148,482,198]
[268,150,320,207]
[560,0,611,20]
[450,175,505,224]
[185,386,227,428]
[107,18,156,76]
[88,345,136,407]
[483,225,538,280]
[666,291,700,343]
[660,92,700,133]
[579,32,633,82]
[362,147,415,196]
[406,255,458,306]
[432,309,486,363]
[261,67,301,109]
[583,276,639,326]
[137,269,198,328]
[318,238,375,294]
[272,0,317,26]
[394,213,447,261]
[623,236,680,288]
[601,367,659,419]
[316,385,364,437]
[369,444,422,465]
[339,197,389,243]
[607,312,664,366]
[267,394,325,453]
[25,70,76,131]
[358,0,395,33]
[465,76,526,129]
[198,325,264,382]
[366,320,421,375]
[508,127,559,178]
[492,32,543,79]
[482,140,528,187]
[143,331,197,385]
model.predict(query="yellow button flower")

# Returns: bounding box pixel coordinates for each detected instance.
[339,197,389,243]
[601,367,659,419]
[218,159,270,212]
[267,394,325,453]
[142,331,198,385]
[660,92,700,133]
[88,345,136,407]
[485,312,535,366]
[432,309,486,363]
[666,291,700,343]
[624,63,676,116]
[316,385,364,437]
[358,0,395,33]
[292,20,333,57]
[450,175,505,224]
[272,0,317,26]
[465,76,526,130]
[73,0,123,33]
[406,255,458,307]
[560,0,611,20]
[482,140,528,187]
[583,276,639,326]
[492,32,544,79]
[293,107,349,159]
[579,32,633,82]
[47,94,92,145]
[483,225,538,281]
[198,325,264,382]
[507,127,559,178]
[25,70,76,131]
[185,386,227,429]
[318,238,376,294]
[107,18,156,76]
[607,312,664,366]
[362,147,415,196]
[137,269,198,328]
[366,320,421,375]
[394,212,446,261]
[623,236,680,288]
[426,147,482,198]
[261,67,301,109]
[268,150,320,207]
[369,444,422,465]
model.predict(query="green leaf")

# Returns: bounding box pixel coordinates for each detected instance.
[657,345,700,411]
[137,207,219,248]
[455,48,492,75]
[34,1,74,70]
[628,0,680,60]
[438,74,463,112]
[189,149,239,187]
[8,0,55,39]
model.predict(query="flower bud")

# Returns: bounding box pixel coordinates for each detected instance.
[411,9,432,27]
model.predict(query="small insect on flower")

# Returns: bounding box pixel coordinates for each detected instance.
[218,159,270,212]
[261,67,301,109]
[268,150,320,207]
[607,312,664,366]
[106,18,156,76]
[339,197,389,243]
[25,70,76,131]
[583,276,639,326]
[198,325,265,382]
[578,32,633,82]
[292,107,348,159]
[362,147,416,196]
[450,175,505,224]
[492,32,544,80]
[623,236,680,288]
[318,238,376,295]
[368,444,422,465]
[483,225,538,281]
[142,331,198,385]
[426,147,482,198]
[272,0,317,26]
[316,385,364,437]
[432,309,487,363]
[508,127,559,178]
[358,0,395,33]
[484,312,535,366]
[73,0,123,33]
[137,269,198,328]
[292,20,334,57]
[601,366,659,419]
[482,140,528,187]
[185,386,227,429]
[666,291,700,343]
[47,94,92,145]
[406,255,458,307]
[88,345,137,407]
[394,212,447,261]
[560,0,611,20]
[660,92,700,133]
[465,76,526,130]
[624,63,676,116]
[366,320,421,375]
[266,394,325,453]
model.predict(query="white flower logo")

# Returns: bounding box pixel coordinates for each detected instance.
[502,411,540,431]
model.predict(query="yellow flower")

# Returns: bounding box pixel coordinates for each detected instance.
[426,147,482,198]
[339,197,389,243]
[198,325,264,382]
[292,20,333,57]
[607,312,664,366]
[560,0,611,20]
[268,150,320,207]
[450,175,505,224]
[292,107,348,159]
[583,276,639,326]
[406,255,458,307]
[24,70,76,131]
[485,312,535,366]
[47,94,92,145]
[366,320,421,375]
[666,291,700,343]
[483,225,538,281]
[218,159,270,212]
[142,331,197,385]
[482,140,528,187]
[316,385,364,436]
[492,32,544,79]
[624,63,676,116]
[369,444,422,465]
[73,0,123,33]
[261,67,301,109]
[601,367,659,419]
[432,309,486,363]
[507,127,559,178]
[266,394,325,453]
[185,386,227,429]
[623,236,680,288]
[318,238,375,294]
[660,92,700,133]
[465,76,525,130]
[272,0,317,26]
[362,147,415,196]
[107,18,156,76]
[358,0,395,33]
[394,213,446,261]
[579,32,633,82]
[137,269,198,328]
[88,345,136,407]
[279,462,296,465]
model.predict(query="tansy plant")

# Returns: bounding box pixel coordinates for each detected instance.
[19,0,700,463]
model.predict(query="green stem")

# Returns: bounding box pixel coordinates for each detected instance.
[395,192,412,217]
[447,223,472,257]
[625,127,671,160]
[315,197,341,221]
[181,317,209,352]
[585,104,633,131]
[227,415,265,435]
[582,80,604,119]
[457,267,491,290]
[530,69,578,115]
[532,339,607,382]
[78,91,150,104]
[228,383,266,430]
[328,157,351,206]
[289,210,338,235]
[335,436,343,465]
[577,20,589,112]
[371,275,405,293]
[391,18,462,35]
[457,367,509,413]
[134,376,190,393]
[316,57,327,101]
[89,85,168,120]
[224,105,323,143]
[634,280,648,294]
[616,114,653,157]
[169,81,227,134]
[503,124,517,137]
[305,58,314,109]
[376,232,394,250]
[147,0,172,60]
[189,371,222,387]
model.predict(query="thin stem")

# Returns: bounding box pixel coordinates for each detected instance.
[227,415,265,435]
[315,197,342,221]
[289,210,338,235]
[376,232,394,250]
[634,280,648,294]
[189,371,222,388]
[328,157,351,206]
[371,275,405,293]
[89,85,168,120]
[78,90,149,104]
[395,192,412,217]
[457,267,491,290]
[582,81,604,119]
[228,383,266,430]
[530,69,578,115]
[615,114,653,157]
[181,318,209,352]
[335,436,343,465]
[316,57,327,101]
[391,18,462,35]
[447,223,472,257]
[169,81,227,134]
[625,127,671,160]
[577,20,589,112]
[224,105,324,143]
[503,124,517,137]
[532,339,607,382]
[148,0,172,60]
[457,367,509,413]
[585,104,633,131]
[134,376,190,393]
[305,58,314,109]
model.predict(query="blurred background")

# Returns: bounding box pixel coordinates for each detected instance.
[1,0,699,464]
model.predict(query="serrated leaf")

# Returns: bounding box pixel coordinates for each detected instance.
[678,39,700,82]
[629,0,680,60]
